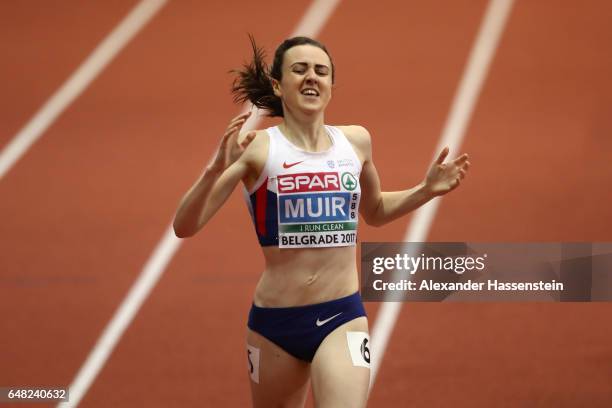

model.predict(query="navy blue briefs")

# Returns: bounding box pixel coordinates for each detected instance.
[247,292,367,362]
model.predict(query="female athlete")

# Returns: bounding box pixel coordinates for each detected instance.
[173,36,470,408]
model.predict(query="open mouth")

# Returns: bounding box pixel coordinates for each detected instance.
[301,88,319,97]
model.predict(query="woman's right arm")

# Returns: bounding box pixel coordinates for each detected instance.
[173,112,257,238]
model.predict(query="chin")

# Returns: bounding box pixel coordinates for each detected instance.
[300,106,325,116]
[299,101,329,115]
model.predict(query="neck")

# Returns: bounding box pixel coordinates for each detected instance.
[280,110,328,152]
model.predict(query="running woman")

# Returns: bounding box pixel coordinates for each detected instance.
[173,36,470,408]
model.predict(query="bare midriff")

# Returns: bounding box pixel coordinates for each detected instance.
[253,245,358,307]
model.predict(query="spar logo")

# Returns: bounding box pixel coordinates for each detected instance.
[278,172,339,193]
[341,172,357,191]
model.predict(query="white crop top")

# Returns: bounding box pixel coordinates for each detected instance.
[244,125,362,249]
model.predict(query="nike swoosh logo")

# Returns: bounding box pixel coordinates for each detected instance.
[283,160,304,169]
[316,312,343,327]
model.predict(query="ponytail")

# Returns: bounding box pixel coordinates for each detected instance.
[231,34,283,117]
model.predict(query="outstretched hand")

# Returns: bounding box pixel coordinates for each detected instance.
[424,147,470,196]
[210,111,257,172]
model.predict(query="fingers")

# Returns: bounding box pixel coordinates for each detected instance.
[227,114,250,132]
[453,153,469,166]
[436,146,450,164]
[229,111,251,123]
[223,112,251,139]
[221,125,239,147]
[453,156,470,175]
[220,130,232,147]
[224,126,236,137]
[220,111,256,154]
[224,111,252,137]
[239,131,257,149]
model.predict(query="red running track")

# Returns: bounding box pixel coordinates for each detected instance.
[1,1,611,406]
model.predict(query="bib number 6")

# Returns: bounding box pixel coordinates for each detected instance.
[346,332,371,368]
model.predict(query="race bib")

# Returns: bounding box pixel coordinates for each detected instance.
[276,171,359,248]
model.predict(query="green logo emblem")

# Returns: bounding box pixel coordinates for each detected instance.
[341,172,357,191]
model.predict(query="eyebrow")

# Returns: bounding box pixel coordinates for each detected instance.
[290,62,330,69]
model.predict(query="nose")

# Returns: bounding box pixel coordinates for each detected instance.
[304,68,318,84]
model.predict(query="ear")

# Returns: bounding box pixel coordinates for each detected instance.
[271,78,282,98]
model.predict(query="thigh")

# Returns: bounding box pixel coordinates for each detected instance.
[310,317,370,408]
[246,328,311,408]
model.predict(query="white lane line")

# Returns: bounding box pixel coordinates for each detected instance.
[58,2,342,407]
[0,0,168,181]
[58,226,180,408]
[292,0,341,37]
[369,0,515,389]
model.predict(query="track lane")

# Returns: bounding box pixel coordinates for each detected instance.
[316,0,490,405]
[71,1,323,406]
[0,0,138,150]
[377,0,612,406]
[0,0,146,390]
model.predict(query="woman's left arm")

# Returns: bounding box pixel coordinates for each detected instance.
[344,126,470,227]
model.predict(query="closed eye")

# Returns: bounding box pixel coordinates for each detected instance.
[291,62,330,76]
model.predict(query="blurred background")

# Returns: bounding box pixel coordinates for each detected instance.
[1,0,611,406]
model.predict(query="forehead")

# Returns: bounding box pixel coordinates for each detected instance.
[283,44,331,67]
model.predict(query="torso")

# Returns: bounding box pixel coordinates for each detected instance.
[242,125,367,307]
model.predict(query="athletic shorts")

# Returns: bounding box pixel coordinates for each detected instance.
[247,291,367,362]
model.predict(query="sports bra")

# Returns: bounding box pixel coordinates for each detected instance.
[244,125,362,249]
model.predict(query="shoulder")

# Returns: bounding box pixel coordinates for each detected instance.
[335,125,372,161]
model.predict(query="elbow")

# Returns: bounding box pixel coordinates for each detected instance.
[174,231,188,239]
[173,220,195,239]
[362,201,386,227]
[173,211,208,238]
[173,226,189,239]
[363,214,385,228]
